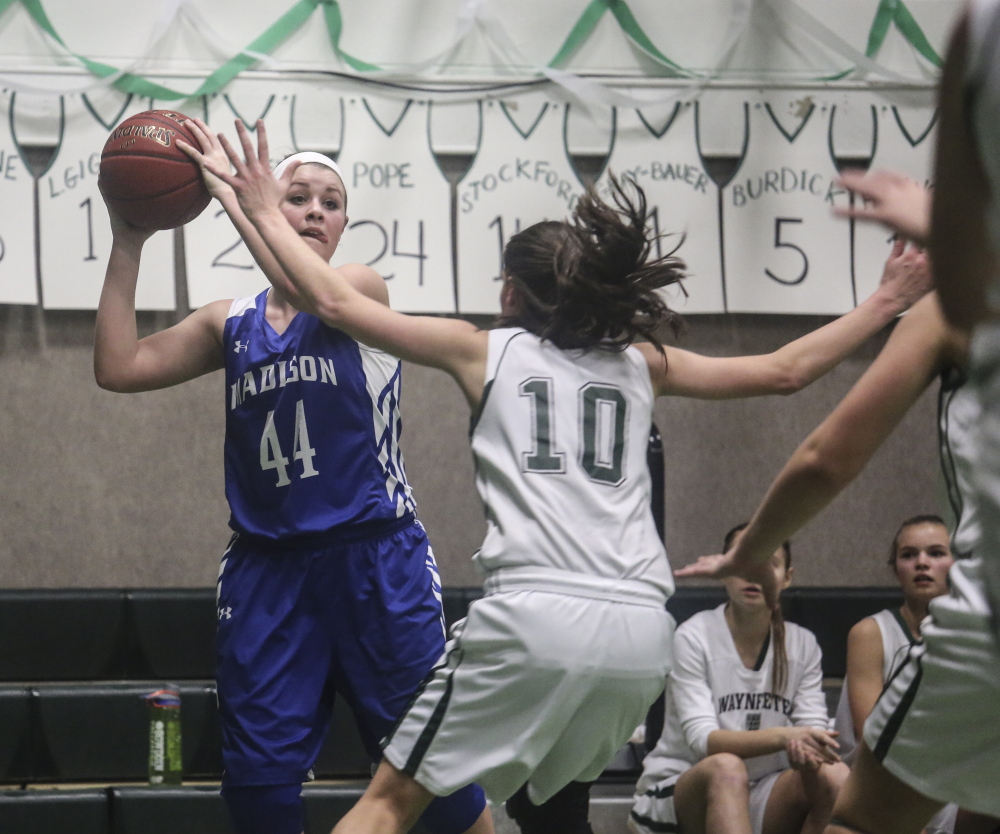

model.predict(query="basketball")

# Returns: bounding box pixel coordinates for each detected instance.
[98,109,212,231]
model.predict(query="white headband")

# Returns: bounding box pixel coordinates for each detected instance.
[272,152,344,184]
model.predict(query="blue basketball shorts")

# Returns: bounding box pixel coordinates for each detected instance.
[215,517,448,786]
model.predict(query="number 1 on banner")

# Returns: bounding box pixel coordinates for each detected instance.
[488,215,523,282]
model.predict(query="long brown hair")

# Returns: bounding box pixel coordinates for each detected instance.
[495,174,686,352]
[724,522,792,694]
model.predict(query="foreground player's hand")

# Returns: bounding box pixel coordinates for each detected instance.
[176,116,235,202]
[834,169,931,245]
[201,119,290,221]
[877,238,932,311]
[674,550,780,609]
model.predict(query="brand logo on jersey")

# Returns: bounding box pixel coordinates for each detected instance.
[230,354,339,410]
[717,692,793,717]
[233,341,250,353]
[217,605,232,620]
[745,713,761,731]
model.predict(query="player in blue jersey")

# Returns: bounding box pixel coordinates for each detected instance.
[188,119,931,834]
[94,120,492,834]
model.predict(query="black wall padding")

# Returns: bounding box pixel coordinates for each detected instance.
[126,590,217,679]
[111,786,234,834]
[0,788,109,834]
[0,688,32,782]
[0,590,126,681]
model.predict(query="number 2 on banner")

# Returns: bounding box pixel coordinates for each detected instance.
[765,217,809,286]
[260,400,319,486]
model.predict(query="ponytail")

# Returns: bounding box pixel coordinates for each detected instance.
[496,174,686,351]
[770,605,788,693]
[723,522,792,694]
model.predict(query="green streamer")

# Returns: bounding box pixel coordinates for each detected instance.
[321,1,381,72]
[864,0,940,66]
[20,0,187,97]
[607,0,688,75]
[547,0,689,76]
[548,0,606,68]
[190,0,322,97]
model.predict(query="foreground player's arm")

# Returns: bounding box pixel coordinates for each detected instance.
[931,10,999,331]
[179,118,389,309]
[639,240,931,399]
[204,119,489,408]
[94,207,226,393]
[844,618,886,739]
[676,293,958,599]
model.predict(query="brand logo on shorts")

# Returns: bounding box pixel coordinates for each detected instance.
[217,606,232,620]
[234,341,250,353]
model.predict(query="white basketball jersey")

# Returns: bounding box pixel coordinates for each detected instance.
[333,97,455,313]
[469,328,672,595]
[38,92,174,310]
[852,99,936,304]
[637,605,828,789]
[184,87,298,308]
[0,91,39,305]
[834,608,914,759]
[596,103,724,314]
[457,97,584,314]
[939,367,983,558]
[722,97,853,314]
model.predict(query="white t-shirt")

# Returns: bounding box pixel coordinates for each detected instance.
[637,604,828,789]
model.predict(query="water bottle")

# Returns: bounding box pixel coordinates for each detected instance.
[144,687,182,785]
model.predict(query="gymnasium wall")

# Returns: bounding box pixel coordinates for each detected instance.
[0,0,952,589]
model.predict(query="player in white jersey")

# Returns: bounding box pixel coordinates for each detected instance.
[929,0,1000,643]
[677,172,1000,829]
[632,524,847,834]
[198,119,929,834]
[834,515,999,834]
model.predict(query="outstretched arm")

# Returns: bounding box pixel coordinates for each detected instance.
[674,293,959,603]
[645,239,932,399]
[178,118,389,307]
[198,119,489,409]
[94,202,226,392]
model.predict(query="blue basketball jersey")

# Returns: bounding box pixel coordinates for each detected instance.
[223,290,415,539]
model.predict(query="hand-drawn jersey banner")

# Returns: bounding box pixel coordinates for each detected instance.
[13,87,936,317]
[38,91,174,310]
[850,96,936,304]
[595,102,724,314]
[334,97,455,314]
[0,91,42,306]
[456,95,584,315]
[722,95,854,315]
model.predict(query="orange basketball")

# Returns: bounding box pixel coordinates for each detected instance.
[98,110,211,231]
